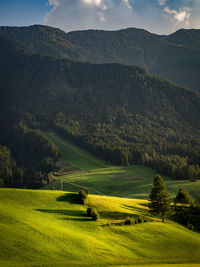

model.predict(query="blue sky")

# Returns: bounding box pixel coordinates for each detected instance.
[0,0,51,26]
[0,0,200,34]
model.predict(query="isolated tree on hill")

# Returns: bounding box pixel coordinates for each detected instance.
[148,175,171,222]
[175,188,193,205]
[79,188,89,204]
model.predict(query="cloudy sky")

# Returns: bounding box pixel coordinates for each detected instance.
[0,0,200,34]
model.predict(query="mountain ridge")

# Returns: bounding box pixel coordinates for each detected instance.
[1,24,200,92]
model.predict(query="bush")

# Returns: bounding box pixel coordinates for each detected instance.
[124,216,149,226]
[91,209,99,221]
[87,207,92,216]
[86,207,99,221]
[83,188,89,195]
[187,223,194,231]
[79,188,89,204]
[50,186,55,190]
[138,216,144,223]
[124,217,135,225]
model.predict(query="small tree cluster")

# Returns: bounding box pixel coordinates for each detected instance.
[175,188,193,205]
[124,216,149,225]
[79,188,89,204]
[87,207,99,221]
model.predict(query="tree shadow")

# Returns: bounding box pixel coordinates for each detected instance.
[56,193,80,204]
[35,208,91,221]
[122,204,148,216]
[99,210,136,220]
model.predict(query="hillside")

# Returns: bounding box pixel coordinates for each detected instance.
[44,132,200,202]
[1,25,200,92]
[0,33,200,188]
[1,188,200,266]
[44,132,108,171]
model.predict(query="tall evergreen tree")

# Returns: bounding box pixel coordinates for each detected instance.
[148,175,171,222]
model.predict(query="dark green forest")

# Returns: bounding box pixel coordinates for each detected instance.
[1,25,200,92]
[0,33,200,188]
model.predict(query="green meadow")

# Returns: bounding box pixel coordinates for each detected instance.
[1,132,200,266]
[1,189,200,266]
[45,132,108,170]
[44,133,200,202]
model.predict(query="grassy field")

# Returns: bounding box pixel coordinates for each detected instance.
[1,188,200,266]
[45,132,108,170]
[43,133,200,202]
[43,165,200,201]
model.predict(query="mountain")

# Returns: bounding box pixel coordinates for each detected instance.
[1,25,200,92]
[0,33,200,188]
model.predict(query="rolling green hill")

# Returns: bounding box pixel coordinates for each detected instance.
[1,25,200,92]
[44,165,200,202]
[1,188,200,266]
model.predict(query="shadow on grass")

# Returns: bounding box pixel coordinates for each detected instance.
[56,193,79,204]
[99,211,137,220]
[35,208,91,221]
[122,204,148,216]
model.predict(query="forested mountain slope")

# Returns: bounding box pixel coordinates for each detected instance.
[0,33,200,188]
[1,25,200,92]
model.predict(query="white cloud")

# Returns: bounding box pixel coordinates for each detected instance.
[44,0,136,32]
[83,0,102,7]
[164,6,191,26]
[123,0,132,9]
[43,0,200,34]
[96,12,106,22]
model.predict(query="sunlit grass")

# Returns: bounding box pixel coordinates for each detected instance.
[0,189,200,266]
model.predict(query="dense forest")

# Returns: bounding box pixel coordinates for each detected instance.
[0,33,200,188]
[1,25,200,92]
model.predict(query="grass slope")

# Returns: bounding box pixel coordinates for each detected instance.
[45,132,108,170]
[44,133,200,202]
[1,189,200,266]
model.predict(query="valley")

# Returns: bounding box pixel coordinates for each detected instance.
[0,23,200,267]
[1,131,200,266]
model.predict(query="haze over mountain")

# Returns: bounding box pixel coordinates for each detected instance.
[0,32,200,188]
[1,25,200,92]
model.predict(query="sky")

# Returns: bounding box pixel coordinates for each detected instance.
[0,0,200,34]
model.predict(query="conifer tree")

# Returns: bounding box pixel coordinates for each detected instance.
[148,175,171,222]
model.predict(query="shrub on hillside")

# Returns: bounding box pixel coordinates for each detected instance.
[79,188,89,204]
[138,216,144,223]
[124,216,149,226]
[124,217,135,225]
[87,207,92,216]
[86,207,99,221]
[175,188,193,205]
[91,209,99,221]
